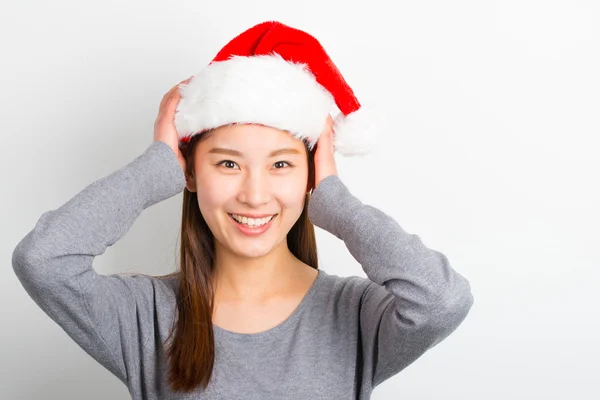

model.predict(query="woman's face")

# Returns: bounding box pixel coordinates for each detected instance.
[187,124,310,259]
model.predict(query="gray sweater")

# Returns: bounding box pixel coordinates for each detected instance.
[12,140,474,399]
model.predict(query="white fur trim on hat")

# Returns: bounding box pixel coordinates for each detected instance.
[174,53,337,148]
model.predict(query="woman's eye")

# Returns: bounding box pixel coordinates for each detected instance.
[215,160,293,169]
[216,160,239,169]
[273,161,292,169]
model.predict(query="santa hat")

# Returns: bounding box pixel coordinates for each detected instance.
[174,20,377,156]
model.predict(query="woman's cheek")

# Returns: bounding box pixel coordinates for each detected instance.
[274,179,307,208]
[196,190,232,227]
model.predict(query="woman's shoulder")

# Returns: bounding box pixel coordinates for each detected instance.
[109,271,180,301]
[312,269,390,329]
[317,269,382,303]
[319,268,371,286]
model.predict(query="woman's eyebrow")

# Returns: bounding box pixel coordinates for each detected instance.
[207,148,302,157]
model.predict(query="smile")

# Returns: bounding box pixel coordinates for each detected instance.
[229,213,276,227]
[228,213,278,236]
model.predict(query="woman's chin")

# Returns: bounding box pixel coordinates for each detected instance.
[230,242,275,259]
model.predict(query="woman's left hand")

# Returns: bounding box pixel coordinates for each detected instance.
[312,114,339,191]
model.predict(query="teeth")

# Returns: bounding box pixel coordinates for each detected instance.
[231,214,275,227]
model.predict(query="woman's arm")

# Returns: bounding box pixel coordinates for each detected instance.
[11,140,186,386]
[307,174,474,388]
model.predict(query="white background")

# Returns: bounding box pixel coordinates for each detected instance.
[1,1,599,399]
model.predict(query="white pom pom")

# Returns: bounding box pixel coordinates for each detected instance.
[332,107,381,156]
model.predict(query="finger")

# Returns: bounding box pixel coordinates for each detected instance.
[162,81,184,103]
[159,91,171,110]
[173,77,193,98]
[327,117,335,147]
[160,76,192,110]
[170,77,192,103]
[162,84,184,113]
[160,86,178,110]
[320,116,334,151]
[166,85,187,117]
[179,76,193,85]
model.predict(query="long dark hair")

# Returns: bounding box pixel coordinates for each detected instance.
[151,128,320,393]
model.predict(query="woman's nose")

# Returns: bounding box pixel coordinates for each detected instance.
[237,172,273,206]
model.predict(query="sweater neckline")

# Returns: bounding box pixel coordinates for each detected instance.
[213,268,325,341]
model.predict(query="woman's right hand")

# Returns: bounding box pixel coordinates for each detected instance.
[153,77,193,175]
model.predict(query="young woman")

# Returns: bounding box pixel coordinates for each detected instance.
[12,21,474,400]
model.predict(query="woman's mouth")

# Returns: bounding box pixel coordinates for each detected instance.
[228,213,278,236]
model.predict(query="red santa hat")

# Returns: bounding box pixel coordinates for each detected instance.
[174,20,377,156]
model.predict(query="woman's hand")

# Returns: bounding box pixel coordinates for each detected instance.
[153,77,193,174]
[312,114,339,190]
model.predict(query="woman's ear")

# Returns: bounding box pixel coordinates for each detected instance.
[185,173,197,193]
[306,179,314,194]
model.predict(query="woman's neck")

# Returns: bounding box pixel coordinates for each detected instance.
[211,243,304,303]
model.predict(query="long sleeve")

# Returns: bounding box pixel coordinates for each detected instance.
[307,174,474,388]
[11,140,186,389]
